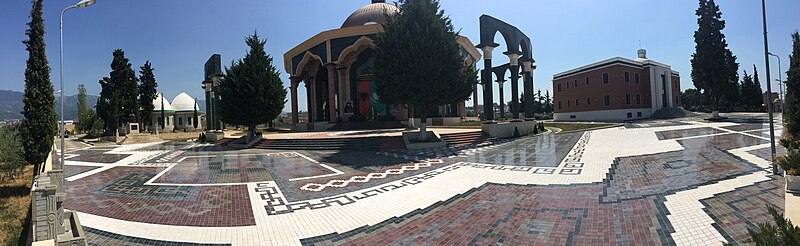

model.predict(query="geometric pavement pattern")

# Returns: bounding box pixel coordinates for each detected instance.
[61,120,787,245]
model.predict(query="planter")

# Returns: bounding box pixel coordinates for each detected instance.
[786,174,800,193]
[402,131,446,150]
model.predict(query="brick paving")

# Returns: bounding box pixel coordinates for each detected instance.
[61,121,788,245]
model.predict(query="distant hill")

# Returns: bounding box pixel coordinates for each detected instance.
[0,90,99,121]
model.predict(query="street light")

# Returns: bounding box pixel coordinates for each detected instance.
[760,0,778,175]
[59,0,96,170]
[768,52,784,113]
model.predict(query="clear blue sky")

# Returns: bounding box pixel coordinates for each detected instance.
[1,0,798,113]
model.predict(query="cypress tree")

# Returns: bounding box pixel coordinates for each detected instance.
[373,0,476,140]
[751,65,764,110]
[138,61,158,128]
[21,0,57,175]
[98,49,138,133]
[786,32,800,138]
[690,0,739,116]
[219,32,287,142]
[193,98,199,130]
[77,84,89,133]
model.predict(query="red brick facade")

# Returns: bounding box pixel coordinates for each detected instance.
[553,64,653,113]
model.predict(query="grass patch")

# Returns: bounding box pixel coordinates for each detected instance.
[0,165,33,246]
[545,123,616,132]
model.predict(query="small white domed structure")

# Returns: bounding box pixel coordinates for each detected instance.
[171,92,202,131]
[151,92,175,132]
[341,2,399,28]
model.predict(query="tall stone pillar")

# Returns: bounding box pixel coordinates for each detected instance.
[497,79,505,120]
[337,67,349,122]
[306,79,315,123]
[472,84,479,118]
[326,64,337,123]
[479,45,497,122]
[290,77,300,124]
[522,60,536,120]
[507,53,521,120]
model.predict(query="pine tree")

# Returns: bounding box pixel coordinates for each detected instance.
[138,61,158,128]
[738,70,760,110]
[77,84,89,133]
[219,32,286,142]
[193,97,199,130]
[690,0,739,115]
[21,0,57,175]
[373,0,476,140]
[786,32,800,138]
[98,49,138,133]
[751,65,764,110]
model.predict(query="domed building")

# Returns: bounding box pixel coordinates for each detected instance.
[171,92,202,131]
[151,93,175,132]
[284,0,481,130]
[150,92,202,132]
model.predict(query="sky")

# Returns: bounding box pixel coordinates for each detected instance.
[1,0,798,113]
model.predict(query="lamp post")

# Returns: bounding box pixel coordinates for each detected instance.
[760,0,778,175]
[768,52,784,113]
[59,0,96,169]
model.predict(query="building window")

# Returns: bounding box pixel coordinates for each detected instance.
[603,73,609,84]
[626,94,631,105]
[166,117,170,126]
[566,81,569,89]
[635,73,640,84]
[574,80,577,87]
[587,97,591,106]
[627,112,632,118]
[674,81,678,89]
[188,117,192,126]
[567,100,570,107]
[637,112,642,117]
[570,115,576,119]
[558,101,562,109]
[178,117,183,126]
[557,84,562,92]
[604,95,611,106]
[636,94,641,105]
[575,99,579,107]
[585,77,590,85]
[624,72,630,83]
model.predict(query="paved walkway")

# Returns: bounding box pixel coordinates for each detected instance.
[62,119,785,245]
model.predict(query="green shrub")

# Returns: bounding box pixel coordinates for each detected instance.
[739,205,800,245]
[778,150,800,176]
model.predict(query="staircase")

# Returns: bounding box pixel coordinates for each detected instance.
[650,107,695,119]
[252,136,406,151]
[439,131,494,147]
[328,121,406,131]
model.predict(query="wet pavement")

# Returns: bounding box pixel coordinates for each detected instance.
[61,118,786,245]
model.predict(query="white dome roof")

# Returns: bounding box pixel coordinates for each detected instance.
[153,93,173,111]
[341,2,399,28]
[171,92,198,111]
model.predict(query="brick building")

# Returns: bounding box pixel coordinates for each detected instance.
[552,49,681,121]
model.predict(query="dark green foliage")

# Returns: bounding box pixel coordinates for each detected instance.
[373,0,476,139]
[738,68,764,111]
[681,88,706,112]
[97,49,139,133]
[193,98,199,129]
[21,0,57,174]
[741,205,800,245]
[690,0,740,112]
[219,32,287,141]
[138,61,158,128]
[76,84,89,133]
[786,32,800,138]
[0,124,25,180]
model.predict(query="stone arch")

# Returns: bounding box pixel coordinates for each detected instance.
[294,51,324,79]
[337,36,376,68]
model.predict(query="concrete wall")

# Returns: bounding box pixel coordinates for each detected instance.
[481,120,537,138]
[554,108,652,122]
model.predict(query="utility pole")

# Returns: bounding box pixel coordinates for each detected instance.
[761,0,778,175]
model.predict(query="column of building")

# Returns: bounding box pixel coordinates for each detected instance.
[507,53,521,120]
[522,59,535,120]
[479,44,497,122]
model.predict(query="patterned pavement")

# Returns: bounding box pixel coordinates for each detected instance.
[61,119,788,245]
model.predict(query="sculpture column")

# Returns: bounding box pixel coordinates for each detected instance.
[522,60,536,120]
[479,45,497,122]
[326,64,337,123]
[290,77,300,124]
[337,67,349,122]
[472,84,479,118]
[497,79,505,120]
[506,53,521,120]
[306,79,315,123]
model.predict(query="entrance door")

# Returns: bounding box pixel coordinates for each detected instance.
[357,80,371,119]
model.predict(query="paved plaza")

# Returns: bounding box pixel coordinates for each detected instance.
[61,119,785,245]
